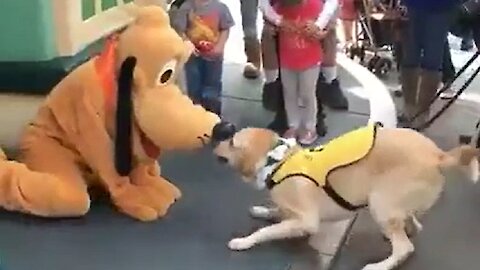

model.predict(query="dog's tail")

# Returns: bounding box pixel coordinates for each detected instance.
[439,145,480,183]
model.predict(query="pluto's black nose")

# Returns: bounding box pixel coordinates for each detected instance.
[211,121,236,143]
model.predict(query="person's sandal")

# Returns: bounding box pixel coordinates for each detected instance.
[283,128,297,139]
[298,130,318,145]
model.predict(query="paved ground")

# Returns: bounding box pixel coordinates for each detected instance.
[331,37,480,270]
[0,2,373,269]
[0,2,479,269]
[0,64,368,270]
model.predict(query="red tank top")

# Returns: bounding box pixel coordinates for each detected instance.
[275,0,323,70]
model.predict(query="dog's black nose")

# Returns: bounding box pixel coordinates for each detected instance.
[212,121,236,143]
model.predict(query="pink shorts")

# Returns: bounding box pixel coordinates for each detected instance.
[340,0,357,21]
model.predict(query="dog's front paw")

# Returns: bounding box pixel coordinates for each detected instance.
[228,237,255,251]
[362,263,389,270]
[250,206,272,219]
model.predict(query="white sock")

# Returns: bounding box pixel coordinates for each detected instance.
[264,70,279,83]
[322,66,337,83]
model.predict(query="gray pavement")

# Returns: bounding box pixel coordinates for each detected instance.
[0,7,373,267]
[0,1,479,269]
[331,36,480,270]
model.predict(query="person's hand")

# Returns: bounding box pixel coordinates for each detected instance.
[263,21,278,36]
[185,39,200,56]
[303,21,328,40]
[204,43,224,58]
[310,29,328,40]
[303,20,318,34]
[279,19,298,34]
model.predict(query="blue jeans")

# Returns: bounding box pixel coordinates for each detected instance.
[402,9,453,71]
[184,55,223,104]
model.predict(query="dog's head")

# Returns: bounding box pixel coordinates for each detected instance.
[213,127,279,182]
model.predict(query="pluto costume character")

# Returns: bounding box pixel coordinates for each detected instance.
[0,6,224,221]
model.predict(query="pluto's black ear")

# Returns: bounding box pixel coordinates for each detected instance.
[115,56,137,176]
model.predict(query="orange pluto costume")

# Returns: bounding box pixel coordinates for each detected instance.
[0,6,222,221]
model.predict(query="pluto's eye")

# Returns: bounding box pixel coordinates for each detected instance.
[156,59,177,86]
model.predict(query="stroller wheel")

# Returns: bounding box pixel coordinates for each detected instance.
[374,58,393,78]
[345,45,355,59]
[359,46,366,63]
[367,56,380,71]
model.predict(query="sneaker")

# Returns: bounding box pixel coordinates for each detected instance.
[298,130,318,145]
[317,78,349,111]
[267,108,288,134]
[438,84,456,100]
[316,117,327,137]
[461,38,474,52]
[283,128,297,139]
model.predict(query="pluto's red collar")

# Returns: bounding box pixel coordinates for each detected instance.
[94,36,160,159]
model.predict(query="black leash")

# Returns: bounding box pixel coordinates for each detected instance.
[407,51,480,131]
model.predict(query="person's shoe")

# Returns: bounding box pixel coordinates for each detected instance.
[283,128,298,139]
[267,106,288,134]
[243,37,262,79]
[438,83,456,100]
[317,78,349,110]
[316,116,327,137]
[461,38,474,51]
[298,129,318,145]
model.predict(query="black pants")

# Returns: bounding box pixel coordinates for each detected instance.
[442,40,456,83]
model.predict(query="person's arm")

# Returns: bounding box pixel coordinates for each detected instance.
[216,29,230,50]
[170,1,189,34]
[315,0,339,30]
[259,0,283,26]
[211,3,235,54]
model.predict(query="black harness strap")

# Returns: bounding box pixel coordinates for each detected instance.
[322,181,367,211]
[265,123,383,211]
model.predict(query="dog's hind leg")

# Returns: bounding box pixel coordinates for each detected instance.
[363,191,415,270]
[363,218,414,270]
[410,214,423,232]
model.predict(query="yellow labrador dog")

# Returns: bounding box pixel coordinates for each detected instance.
[212,124,479,270]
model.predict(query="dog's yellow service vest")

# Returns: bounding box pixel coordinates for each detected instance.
[268,123,379,188]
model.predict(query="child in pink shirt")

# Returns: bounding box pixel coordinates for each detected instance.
[274,0,326,145]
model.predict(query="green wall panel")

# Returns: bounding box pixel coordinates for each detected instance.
[82,0,96,20]
[0,0,56,62]
[102,0,118,11]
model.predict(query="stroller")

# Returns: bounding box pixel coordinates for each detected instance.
[345,0,406,77]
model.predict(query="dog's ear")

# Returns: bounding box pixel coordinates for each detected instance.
[231,132,246,149]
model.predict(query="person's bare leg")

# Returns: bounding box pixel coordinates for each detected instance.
[341,19,354,47]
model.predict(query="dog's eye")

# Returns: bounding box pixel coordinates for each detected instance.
[229,139,234,147]
[156,59,177,86]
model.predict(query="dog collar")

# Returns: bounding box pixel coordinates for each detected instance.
[254,137,297,190]
[95,36,118,114]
